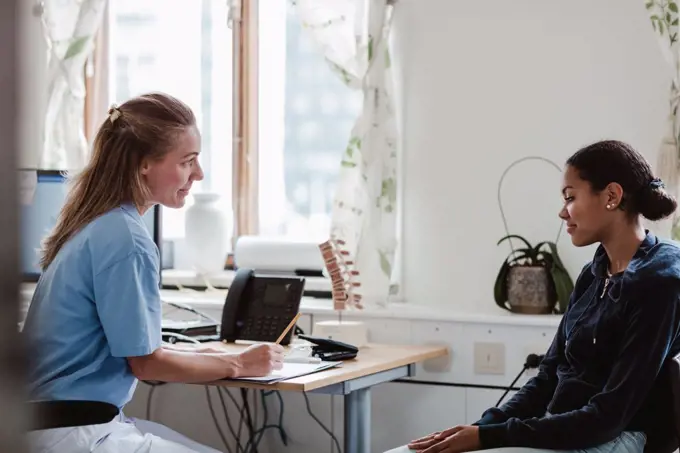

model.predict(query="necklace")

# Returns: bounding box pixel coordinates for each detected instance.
[601,269,612,299]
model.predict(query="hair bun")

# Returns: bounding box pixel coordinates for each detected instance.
[635,179,677,221]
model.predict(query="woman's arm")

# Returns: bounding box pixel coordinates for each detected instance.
[127,343,284,383]
[161,343,224,354]
[477,279,680,450]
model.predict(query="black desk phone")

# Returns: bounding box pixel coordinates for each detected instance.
[220,268,305,346]
[298,335,359,361]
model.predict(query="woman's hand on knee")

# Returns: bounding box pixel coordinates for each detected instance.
[408,425,480,453]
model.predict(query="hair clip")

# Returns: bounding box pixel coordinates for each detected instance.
[108,104,122,123]
[318,238,363,311]
[649,178,665,190]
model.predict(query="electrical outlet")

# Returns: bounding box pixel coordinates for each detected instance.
[474,342,505,375]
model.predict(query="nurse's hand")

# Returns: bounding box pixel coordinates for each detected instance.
[235,343,285,377]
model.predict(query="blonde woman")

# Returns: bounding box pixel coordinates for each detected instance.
[23,93,283,453]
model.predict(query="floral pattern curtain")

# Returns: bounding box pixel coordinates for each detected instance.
[293,0,399,306]
[645,0,680,238]
[38,0,107,170]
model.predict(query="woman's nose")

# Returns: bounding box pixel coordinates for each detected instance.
[193,161,205,181]
[558,206,569,221]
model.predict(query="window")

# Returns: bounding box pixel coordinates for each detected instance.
[258,0,361,241]
[108,0,232,241]
[102,1,360,269]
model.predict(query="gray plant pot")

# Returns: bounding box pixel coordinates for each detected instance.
[507,265,555,314]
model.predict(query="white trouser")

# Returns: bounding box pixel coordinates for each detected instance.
[27,413,223,453]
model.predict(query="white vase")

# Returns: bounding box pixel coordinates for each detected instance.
[184,192,231,274]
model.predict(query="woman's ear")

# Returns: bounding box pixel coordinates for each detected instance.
[604,182,624,209]
[140,158,151,176]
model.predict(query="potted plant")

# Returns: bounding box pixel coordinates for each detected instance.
[494,234,574,314]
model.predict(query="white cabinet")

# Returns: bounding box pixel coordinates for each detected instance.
[372,383,466,453]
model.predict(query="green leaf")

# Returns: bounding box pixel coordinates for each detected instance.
[368,36,374,62]
[532,241,553,255]
[646,1,654,9]
[378,250,391,276]
[508,250,533,265]
[651,15,661,20]
[64,36,89,60]
[345,136,361,158]
[341,160,357,168]
[546,242,567,270]
[550,265,574,313]
[497,234,533,250]
[673,18,679,26]
[667,12,673,23]
[670,2,679,13]
[494,259,511,310]
[660,20,666,34]
[381,178,397,205]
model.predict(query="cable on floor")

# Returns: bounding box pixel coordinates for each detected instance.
[302,392,341,453]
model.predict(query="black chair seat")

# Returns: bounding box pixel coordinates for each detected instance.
[644,353,680,453]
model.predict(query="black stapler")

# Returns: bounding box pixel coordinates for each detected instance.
[298,335,359,361]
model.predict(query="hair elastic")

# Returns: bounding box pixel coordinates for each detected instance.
[649,178,665,190]
[108,104,122,124]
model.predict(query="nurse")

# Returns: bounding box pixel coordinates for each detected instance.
[386,140,680,453]
[23,92,283,452]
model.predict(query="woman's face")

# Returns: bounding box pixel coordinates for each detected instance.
[141,126,204,209]
[558,165,615,247]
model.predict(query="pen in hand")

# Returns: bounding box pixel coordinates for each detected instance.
[275,312,302,345]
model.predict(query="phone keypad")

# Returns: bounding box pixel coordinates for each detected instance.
[241,315,288,341]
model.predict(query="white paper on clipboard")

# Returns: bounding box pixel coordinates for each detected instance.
[227,361,341,384]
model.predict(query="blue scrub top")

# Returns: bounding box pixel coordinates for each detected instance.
[23,203,162,409]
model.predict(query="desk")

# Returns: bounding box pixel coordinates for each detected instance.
[201,342,448,453]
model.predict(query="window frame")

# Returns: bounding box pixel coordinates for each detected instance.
[84,0,261,248]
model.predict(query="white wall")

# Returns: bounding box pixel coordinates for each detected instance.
[395,0,670,311]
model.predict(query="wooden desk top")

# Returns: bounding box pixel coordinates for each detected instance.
[195,342,448,392]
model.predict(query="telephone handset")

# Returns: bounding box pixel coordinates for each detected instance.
[220,268,305,345]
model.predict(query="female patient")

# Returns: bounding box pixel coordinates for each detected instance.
[388,140,680,453]
[23,93,283,453]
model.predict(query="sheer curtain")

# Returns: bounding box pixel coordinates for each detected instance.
[293,0,399,306]
[39,0,107,170]
[645,0,680,238]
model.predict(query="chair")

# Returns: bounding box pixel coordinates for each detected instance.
[645,353,680,453]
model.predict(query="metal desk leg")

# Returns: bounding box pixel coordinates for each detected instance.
[344,387,371,453]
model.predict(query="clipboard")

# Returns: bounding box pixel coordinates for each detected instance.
[226,361,341,384]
